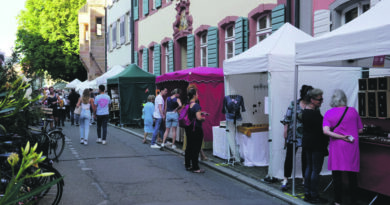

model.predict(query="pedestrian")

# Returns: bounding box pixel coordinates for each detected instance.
[150,88,168,148]
[68,88,80,126]
[77,89,95,145]
[94,85,111,145]
[42,86,60,130]
[57,92,66,127]
[280,85,313,191]
[184,86,207,173]
[64,90,70,121]
[89,88,96,125]
[161,88,182,149]
[323,89,363,205]
[302,88,328,203]
[143,95,155,144]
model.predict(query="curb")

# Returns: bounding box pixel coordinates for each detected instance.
[109,124,310,205]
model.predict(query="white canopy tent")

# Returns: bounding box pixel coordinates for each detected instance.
[95,65,125,86]
[223,23,360,182]
[65,79,81,89]
[76,80,98,95]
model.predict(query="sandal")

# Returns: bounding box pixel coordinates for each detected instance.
[142,139,147,144]
[192,169,205,173]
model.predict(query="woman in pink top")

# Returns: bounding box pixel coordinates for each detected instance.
[323,89,363,205]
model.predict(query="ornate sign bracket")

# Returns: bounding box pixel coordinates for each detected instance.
[172,0,193,40]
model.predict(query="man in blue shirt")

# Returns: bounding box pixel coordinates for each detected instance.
[94,85,111,145]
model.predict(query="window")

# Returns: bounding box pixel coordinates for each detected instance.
[342,1,370,24]
[125,12,131,43]
[96,17,102,36]
[151,47,155,73]
[256,15,271,43]
[225,26,235,59]
[120,17,125,45]
[200,32,207,66]
[84,24,89,41]
[112,23,117,49]
[164,44,169,73]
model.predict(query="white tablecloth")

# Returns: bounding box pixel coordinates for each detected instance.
[236,131,269,166]
[212,126,228,159]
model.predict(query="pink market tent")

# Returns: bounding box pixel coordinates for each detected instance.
[156,67,225,145]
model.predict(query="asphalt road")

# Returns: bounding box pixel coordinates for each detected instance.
[49,121,289,205]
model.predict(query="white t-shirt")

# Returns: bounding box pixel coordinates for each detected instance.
[153,94,164,119]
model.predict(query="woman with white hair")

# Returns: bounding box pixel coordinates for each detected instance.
[323,89,363,205]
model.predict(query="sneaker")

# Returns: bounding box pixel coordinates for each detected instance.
[165,141,172,145]
[172,145,177,149]
[281,184,288,191]
[102,140,106,145]
[84,141,88,145]
[150,144,161,149]
[96,138,102,143]
[161,143,165,147]
[80,139,84,144]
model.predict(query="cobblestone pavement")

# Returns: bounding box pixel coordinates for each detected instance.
[115,124,389,205]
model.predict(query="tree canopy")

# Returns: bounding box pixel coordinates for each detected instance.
[15,0,87,81]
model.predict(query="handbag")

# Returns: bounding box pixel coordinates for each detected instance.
[330,107,349,132]
[74,106,81,115]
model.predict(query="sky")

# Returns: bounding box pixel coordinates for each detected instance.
[0,0,26,57]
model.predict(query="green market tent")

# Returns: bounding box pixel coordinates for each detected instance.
[107,64,155,125]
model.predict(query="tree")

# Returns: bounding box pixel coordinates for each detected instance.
[15,0,87,82]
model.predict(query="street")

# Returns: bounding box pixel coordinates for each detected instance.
[51,122,288,205]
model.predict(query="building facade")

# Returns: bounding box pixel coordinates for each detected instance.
[79,0,107,80]
[106,0,133,69]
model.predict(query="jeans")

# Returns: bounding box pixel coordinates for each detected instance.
[79,116,90,141]
[165,112,178,128]
[151,118,164,145]
[97,115,109,140]
[304,150,325,198]
[70,106,79,125]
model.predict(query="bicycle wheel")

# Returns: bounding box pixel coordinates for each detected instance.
[32,163,64,205]
[47,131,65,161]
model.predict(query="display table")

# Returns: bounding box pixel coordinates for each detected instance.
[236,129,269,167]
[212,126,228,159]
[358,139,390,196]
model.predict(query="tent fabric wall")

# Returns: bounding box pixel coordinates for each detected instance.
[223,23,361,179]
[107,64,156,125]
[95,65,125,86]
[65,79,81,89]
[156,67,225,143]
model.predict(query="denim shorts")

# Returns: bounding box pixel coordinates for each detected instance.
[166,112,178,128]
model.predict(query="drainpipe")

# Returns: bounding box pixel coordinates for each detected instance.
[105,6,107,72]
[286,0,291,23]
[295,0,300,28]
[131,1,134,64]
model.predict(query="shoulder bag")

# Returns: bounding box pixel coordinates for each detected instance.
[330,107,349,132]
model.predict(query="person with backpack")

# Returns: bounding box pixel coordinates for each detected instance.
[184,86,208,173]
[161,88,182,149]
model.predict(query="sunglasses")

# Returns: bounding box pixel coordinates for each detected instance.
[313,98,323,102]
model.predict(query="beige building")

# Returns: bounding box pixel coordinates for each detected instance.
[79,0,107,80]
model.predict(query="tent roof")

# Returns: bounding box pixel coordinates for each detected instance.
[96,65,125,86]
[296,0,390,67]
[223,23,312,75]
[156,67,224,83]
[107,64,155,85]
[65,78,81,89]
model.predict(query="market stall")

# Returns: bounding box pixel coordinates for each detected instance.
[75,80,98,95]
[223,23,360,177]
[107,64,155,125]
[95,65,125,86]
[155,67,225,147]
[295,0,390,199]
[65,79,81,89]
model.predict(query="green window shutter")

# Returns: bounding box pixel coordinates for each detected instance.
[155,0,161,8]
[143,0,149,16]
[272,4,285,32]
[133,0,139,20]
[134,51,138,65]
[187,34,195,68]
[235,17,249,55]
[153,44,161,76]
[168,40,174,72]
[207,26,218,68]
[142,47,148,71]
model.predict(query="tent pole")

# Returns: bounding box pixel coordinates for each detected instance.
[292,64,299,196]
